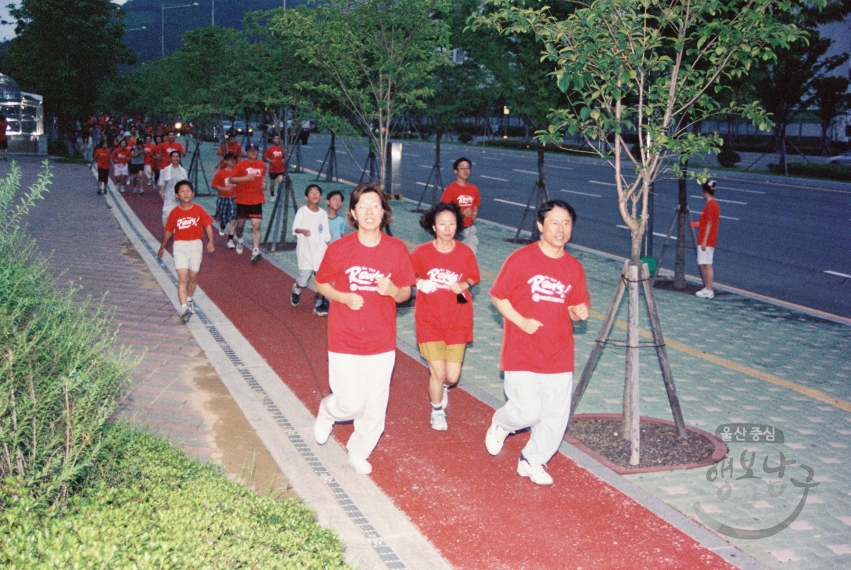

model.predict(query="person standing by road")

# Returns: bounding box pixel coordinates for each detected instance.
[312,183,416,475]
[229,143,267,263]
[440,157,480,255]
[411,202,480,431]
[485,199,590,486]
[696,180,720,299]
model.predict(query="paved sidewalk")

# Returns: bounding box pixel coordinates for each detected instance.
[186,162,849,569]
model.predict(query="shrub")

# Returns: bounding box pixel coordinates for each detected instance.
[458,132,474,144]
[0,163,135,507]
[717,149,741,167]
[0,425,351,569]
[767,161,851,182]
[46,139,70,158]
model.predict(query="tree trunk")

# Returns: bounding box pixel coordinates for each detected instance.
[674,160,688,290]
[622,261,641,466]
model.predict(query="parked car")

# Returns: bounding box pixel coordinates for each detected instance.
[233,121,253,137]
[828,150,851,166]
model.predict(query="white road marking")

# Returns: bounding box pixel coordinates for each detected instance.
[616,225,676,239]
[406,153,420,157]
[548,165,574,170]
[720,215,740,221]
[494,198,528,207]
[416,182,427,186]
[721,186,766,195]
[315,160,324,164]
[560,189,602,197]
[481,157,501,161]
[419,164,433,168]
[588,180,617,186]
[691,195,747,205]
[513,169,539,175]
[824,270,851,279]
[481,175,509,182]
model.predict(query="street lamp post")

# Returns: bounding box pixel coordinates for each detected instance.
[161,1,199,58]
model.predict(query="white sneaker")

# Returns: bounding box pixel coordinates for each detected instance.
[235,241,244,255]
[187,298,195,313]
[348,454,372,475]
[441,385,449,410]
[431,409,448,431]
[313,413,333,445]
[695,288,715,299]
[226,239,235,249]
[517,458,553,486]
[485,413,509,455]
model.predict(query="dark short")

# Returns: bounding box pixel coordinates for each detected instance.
[215,196,237,226]
[97,168,110,183]
[0,139,7,150]
[236,203,263,219]
[269,171,285,179]
[129,163,143,175]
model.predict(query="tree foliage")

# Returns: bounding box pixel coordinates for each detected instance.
[272,0,451,185]
[0,0,135,120]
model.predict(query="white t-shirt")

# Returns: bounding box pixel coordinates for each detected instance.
[293,206,330,271]
[160,164,187,214]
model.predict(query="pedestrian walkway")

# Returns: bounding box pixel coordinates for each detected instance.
[18,151,851,569]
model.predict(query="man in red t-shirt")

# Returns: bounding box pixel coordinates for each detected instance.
[486,199,590,486]
[217,133,243,168]
[440,157,481,255]
[313,183,416,475]
[229,143,267,263]
[263,134,286,197]
[90,140,112,195]
[696,180,720,299]
[157,131,186,170]
[158,180,215,324]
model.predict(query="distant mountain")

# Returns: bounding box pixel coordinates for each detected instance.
[122,0,307,63]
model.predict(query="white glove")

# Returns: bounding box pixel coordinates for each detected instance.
[416,279,438,294]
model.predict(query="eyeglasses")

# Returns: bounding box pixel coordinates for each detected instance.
[356,202,382,211]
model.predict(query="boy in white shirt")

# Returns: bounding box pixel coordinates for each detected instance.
[292,184,331,315]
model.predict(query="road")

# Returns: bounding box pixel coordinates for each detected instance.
[295,134,851,318]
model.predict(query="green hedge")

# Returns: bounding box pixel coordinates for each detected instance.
[767,162,851,182]
[0,425,350,569]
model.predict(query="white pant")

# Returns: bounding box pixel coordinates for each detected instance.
[459,225,478,255]
[495,371,573,465]
[320,351,395,459]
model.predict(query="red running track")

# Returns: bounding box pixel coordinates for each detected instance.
[126,191,733,569]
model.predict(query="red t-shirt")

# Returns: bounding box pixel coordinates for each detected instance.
[232,159,266,205]
[165,203,213,241]
[316,232,416,355]
[490,243,590,374]
[698,199,720,248]
[158,141,185,169]
[93,148,111,170]
[217,141,243,167]
[264,145,286,174]
[112,147,132,164]
[143,143,157,166]
[0,119,7,141]
[410,241,480,345]
[211,167,236,198]
[441,182,481,228]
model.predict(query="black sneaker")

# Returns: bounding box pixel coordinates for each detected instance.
[250,250,262,264]
[313,302,328,317]
[291,289,301,306]
[187,299,195,314]
[180,309,192,324]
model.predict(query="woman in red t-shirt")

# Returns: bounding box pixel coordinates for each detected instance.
[410,203,480,431]
[90,140,112,195]
[149,135,164,186]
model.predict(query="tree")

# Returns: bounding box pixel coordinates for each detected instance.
[0,0,134,142]
[272,0,451,186]
[477,0,807,465]
[806,75,851,155]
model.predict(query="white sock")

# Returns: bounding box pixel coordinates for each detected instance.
[180,304,187,313]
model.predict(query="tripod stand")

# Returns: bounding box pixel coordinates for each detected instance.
[289,140,304,173]
[315,132,338,182]
[262,173,300,251]
[186,138,212,196]
[412,137,444,213]
[651,204,699,284]
[359,149,379,184]
[510,175,549,242]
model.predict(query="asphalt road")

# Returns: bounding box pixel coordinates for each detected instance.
[295,134,851,318]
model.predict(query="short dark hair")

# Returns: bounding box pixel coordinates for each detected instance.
[223,152,236,161]
[347,183,393,229]
[453,157,471,171]
[170,150,181,158]
[702,180,717,196]
[420,202,464,237]
[536,199,577,225]
[174,180,194,195]
[305,183,322,197]
[326,190,343,202]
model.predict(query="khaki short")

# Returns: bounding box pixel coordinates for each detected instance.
[419,341,466,363]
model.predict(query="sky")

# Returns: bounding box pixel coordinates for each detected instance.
[0,1,127,42]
